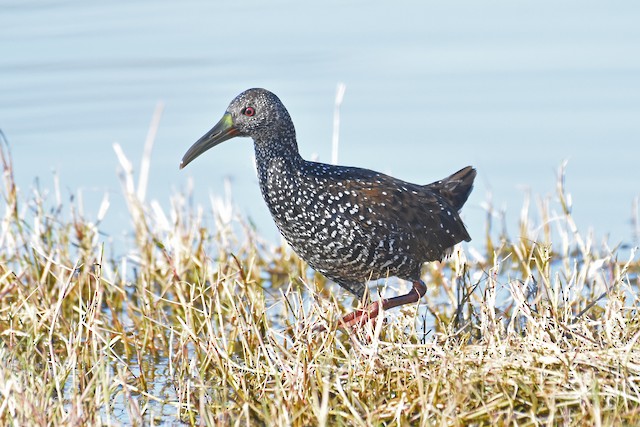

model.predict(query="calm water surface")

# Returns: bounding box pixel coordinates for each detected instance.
[3,1,640,248]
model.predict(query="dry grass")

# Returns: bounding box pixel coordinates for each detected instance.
[0,134,639,426]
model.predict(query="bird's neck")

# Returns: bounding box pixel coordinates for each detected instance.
[253,134,305,207]
[253,134,303,168]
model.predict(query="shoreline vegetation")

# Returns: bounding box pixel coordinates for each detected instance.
[1,134,639,426]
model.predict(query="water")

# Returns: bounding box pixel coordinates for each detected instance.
[3,0,640,249]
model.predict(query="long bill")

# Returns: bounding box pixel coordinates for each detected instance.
[180,113,239,169]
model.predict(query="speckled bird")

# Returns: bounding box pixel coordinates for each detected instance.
[180,88,476,329]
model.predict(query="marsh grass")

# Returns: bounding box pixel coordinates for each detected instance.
[0,132,639,426]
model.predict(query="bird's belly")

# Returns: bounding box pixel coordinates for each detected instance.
[269,200,419,283]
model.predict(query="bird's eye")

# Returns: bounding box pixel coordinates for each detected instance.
[243,107,255,117]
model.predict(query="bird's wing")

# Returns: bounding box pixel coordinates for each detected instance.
[307,164,470,260]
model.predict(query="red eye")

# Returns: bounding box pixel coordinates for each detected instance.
[243,107,255,117]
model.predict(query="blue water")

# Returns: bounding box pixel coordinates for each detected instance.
[2,0,640,248]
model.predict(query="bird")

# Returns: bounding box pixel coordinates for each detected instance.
[180,88,476,330]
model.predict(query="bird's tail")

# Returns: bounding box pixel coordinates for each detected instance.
[427,166,476,211]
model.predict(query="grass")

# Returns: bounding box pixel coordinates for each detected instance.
[0,133,639,426]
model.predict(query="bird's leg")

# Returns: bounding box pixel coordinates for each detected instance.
[339,280,427,329]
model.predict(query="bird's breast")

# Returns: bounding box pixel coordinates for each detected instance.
[256,160,415,282]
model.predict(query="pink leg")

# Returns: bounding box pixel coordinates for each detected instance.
[315,280,427,331]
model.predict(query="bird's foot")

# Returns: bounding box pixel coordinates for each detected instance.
[312,281,426,333]
[312,301,382,333]
[339,301,381,329]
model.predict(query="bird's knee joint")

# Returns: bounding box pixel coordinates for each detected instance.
[413,280,427,298]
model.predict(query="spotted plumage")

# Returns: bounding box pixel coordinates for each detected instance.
[181,88,476,328]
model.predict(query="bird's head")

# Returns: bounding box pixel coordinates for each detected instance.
[180,88,293,169]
